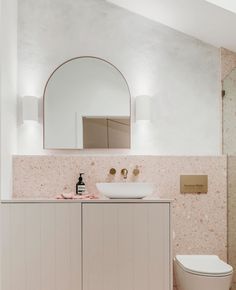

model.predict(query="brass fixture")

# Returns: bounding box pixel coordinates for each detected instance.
[109,168,116,175]
[121,168,128,179]
[180,175,208,193]
[133,168,140,176]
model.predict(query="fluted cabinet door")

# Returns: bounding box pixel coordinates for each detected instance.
[1,203,82,290]
[82,203,171,290]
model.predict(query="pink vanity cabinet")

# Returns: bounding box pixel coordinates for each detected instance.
[82,200,172,290]
[1,199,172,290]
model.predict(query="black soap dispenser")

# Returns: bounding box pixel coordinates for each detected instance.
[76,173,85,195]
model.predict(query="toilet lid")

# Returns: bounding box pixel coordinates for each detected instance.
[175,255,233,276]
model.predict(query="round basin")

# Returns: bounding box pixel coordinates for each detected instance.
[96,182,154,199]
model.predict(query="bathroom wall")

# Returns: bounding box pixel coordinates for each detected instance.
[227,157,236,290]
[17,0,221,155]
[221,47,236,290]
[221,48,236,80]
[222,48,236,154]
[223,68,236,154]
[0,0,18,199]
[13,155,227,260]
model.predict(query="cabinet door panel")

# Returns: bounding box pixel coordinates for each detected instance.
[148,203,170,290]
[25,204,41,290]
[41,204,56,290]
[83,203,170,290]
[1,204,27,290]
[1,203,82,290]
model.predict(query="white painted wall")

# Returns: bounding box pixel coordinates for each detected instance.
[108,0,236,52]
[0,0,18,199]
[18,0,221,155]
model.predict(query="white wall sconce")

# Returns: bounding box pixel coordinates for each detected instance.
[135,95,152,121]
[22,96,39,123]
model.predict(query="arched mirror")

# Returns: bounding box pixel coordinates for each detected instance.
[44,56,131,149]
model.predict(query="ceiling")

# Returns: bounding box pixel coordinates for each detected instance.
[206,0,236,14]
[107,0,236,52]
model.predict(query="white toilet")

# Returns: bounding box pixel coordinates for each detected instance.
[174,255,233,290]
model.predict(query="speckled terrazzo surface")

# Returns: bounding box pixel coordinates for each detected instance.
[227,156,236,289]
[222,48,236,155]
[222,48,236,290]
[13,155,227,262]
[221,48,236,80]
[223,68,236,155]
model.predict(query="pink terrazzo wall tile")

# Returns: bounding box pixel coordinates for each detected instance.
[13,155,227,262]
[228,156,236,288]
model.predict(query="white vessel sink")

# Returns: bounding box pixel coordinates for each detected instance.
[96,182,154,199]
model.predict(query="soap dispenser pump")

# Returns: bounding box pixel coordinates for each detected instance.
[76,173,85,195]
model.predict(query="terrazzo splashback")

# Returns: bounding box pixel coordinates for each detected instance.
[13,155,227,260]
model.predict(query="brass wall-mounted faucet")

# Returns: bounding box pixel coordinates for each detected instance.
[121,168,128,179]
[109,167,139,179]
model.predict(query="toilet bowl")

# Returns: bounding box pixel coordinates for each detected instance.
[174,255,233,290]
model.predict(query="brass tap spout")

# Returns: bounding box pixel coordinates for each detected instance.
[121,168,128,179]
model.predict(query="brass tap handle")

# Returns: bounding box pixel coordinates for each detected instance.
[133,168,140,176]
[109,168,116,175]
[121,168,128,179]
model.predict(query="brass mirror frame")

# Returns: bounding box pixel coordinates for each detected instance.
[43,56,132,150]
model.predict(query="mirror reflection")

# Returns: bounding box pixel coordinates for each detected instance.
[44,57,131,149]
[83,117,130,148]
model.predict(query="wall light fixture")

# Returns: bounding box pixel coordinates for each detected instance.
[22,96,39,123]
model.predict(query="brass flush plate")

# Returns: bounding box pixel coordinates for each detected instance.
[180,175,208,193]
